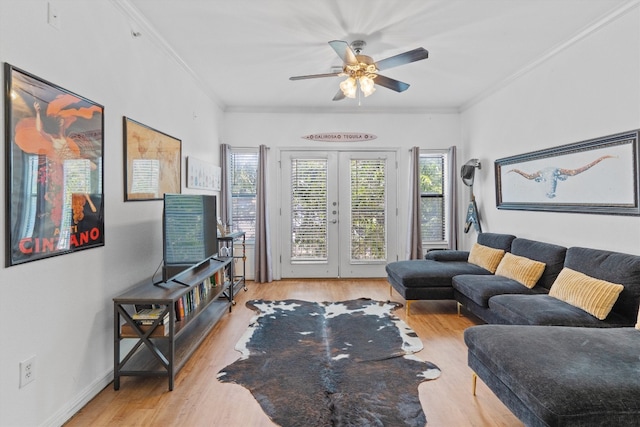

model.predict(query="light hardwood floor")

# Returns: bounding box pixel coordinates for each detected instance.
[65,279,522,427]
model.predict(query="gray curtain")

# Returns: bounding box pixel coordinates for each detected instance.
[446,145,459,249]
[220,143,232,227]
[254,145,272,283]
[406,147,423,259]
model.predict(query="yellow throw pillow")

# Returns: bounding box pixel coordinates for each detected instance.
[636,306,640,331]
[549,268,624,320]
[468,243,505,274]
[495,252,546,288]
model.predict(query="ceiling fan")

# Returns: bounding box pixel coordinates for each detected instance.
[289,40,429,101]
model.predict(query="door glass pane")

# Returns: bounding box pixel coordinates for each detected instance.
[350,159,386,262]
[290,159,327,261]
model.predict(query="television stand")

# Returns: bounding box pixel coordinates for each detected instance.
[113,257,233,391]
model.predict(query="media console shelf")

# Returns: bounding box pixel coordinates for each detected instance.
[113,257,232,391]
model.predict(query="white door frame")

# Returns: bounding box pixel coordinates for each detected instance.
[279,148,397,278]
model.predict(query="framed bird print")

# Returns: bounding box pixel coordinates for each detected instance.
[495,129,639,216]
[4,63,105,266]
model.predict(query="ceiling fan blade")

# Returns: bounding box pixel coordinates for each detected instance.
[289,72,341,81]
[328,40,358,65]
[374,74,410,92]
[332,89,346,101]
[375,47,429,71]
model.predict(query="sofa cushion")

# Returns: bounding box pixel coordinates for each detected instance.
[464,325,640,427]
[452,275,546,308]
[488,294,631,327]
[564,247,640,322]
[495,253,546,288]
[549,268,624,320]
[385,259,491,288]
[476,232,517,252]
[424,250,469,262]
[509,238,567,290]
[468,243,505,273]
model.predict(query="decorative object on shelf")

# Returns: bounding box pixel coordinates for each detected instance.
[219,299,441,426]
[216,218,231,237]
[186,156,221,191]
[495,129,640,216]
[4,63,104,266]
[123,117,181,201]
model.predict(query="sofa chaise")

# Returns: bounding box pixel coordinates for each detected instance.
[464,323,640,426]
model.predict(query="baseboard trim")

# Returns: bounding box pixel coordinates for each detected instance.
[41,369,113,427]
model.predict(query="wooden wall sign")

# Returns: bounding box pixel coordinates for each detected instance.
[302,132,377,142]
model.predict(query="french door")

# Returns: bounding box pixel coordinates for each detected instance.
[280,150,397,278]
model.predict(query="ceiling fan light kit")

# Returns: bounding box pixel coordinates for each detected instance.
[290,39,429,102]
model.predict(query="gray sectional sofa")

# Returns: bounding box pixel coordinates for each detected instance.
[386,232,640,426]
[386,233,640,328]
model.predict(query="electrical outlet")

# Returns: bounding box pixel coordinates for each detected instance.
[47,2,60,29]
[19,355,36,388]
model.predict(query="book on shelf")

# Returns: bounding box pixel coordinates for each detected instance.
[132,307,167,321]
[121,322,169,337]
[138,313,169,325]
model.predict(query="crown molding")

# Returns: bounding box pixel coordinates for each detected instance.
[223,105,459,115]
[110,0,226,111]
[460,0,640,113]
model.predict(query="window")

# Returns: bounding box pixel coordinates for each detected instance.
[419,152,448,246]
[230,149,258,242]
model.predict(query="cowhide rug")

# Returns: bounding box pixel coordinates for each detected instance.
[217,298,441,427]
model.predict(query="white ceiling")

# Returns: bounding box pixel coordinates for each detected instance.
[122,0,635,113]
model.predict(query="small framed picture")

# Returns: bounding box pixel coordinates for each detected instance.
[124,117,182,201]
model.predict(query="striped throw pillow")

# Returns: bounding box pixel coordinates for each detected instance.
[549,268,624,320]
[467,243,505,274]
[495,252,546,288]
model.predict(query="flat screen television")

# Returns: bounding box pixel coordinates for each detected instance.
[162,193,218,284]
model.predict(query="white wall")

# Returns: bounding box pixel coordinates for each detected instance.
[0,1,223,426]
[222,111,462,278]
[461,5,640,255]
[1,1,638,426]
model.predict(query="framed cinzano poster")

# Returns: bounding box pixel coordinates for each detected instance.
[123,117,181,201]
[4,63,105,266]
